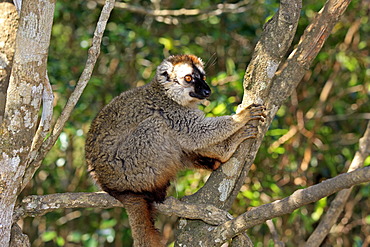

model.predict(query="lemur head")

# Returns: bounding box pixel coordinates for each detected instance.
[156,55,211,108]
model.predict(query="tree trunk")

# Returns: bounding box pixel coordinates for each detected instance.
[0,1,18,123]
[0,0,55,246]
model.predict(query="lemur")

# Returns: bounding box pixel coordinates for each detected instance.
[85,54,265,247]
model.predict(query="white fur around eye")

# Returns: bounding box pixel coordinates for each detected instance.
[195,65,205,75]
[173,64,193,82]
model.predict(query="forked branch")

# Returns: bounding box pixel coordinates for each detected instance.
[208,166,370,244]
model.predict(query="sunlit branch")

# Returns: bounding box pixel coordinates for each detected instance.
[209,166,370,243]
[14,194,232,226]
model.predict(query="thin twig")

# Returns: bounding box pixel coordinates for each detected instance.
[266,220,285,247]
[268,126,298,152]
[304,121,370,247]
[322,113,370,122]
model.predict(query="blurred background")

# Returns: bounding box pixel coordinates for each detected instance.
[19,0,369,246]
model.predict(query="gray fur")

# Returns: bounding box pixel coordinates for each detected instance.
[85,55,265,246]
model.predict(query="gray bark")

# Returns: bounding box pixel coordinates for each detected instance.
[0,0,55,246]
[0,2,18,123]
[0,0,115,246]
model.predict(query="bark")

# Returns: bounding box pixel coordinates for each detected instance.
[9,224,30,247]
[14,194,231,226]
[0,0,55,246]
[0,2,18,123]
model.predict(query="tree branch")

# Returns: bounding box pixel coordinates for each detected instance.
[268,0,352,110]
[154,197,233,226]
[266,220,285,247]
[20,0,116,190]
[25,74,53,176]
[304,121,370,246]
[0,2,18,124]
[96,0,251,24]
[14,194,232,226]
[183,0,302,210]
[0,0,55,245]
[174,1,302,245]
[13,166,370,246]
[44,0,115,157]
[113,0,250,16]
[9,223,30,247]
[207,166,370,245]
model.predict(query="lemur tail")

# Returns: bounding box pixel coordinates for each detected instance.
[113,192,164,247]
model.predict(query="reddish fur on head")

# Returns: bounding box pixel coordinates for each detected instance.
[166,54,204,67]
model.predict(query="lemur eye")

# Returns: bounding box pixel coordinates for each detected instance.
[184,75,193,82]
[203,76,206,81]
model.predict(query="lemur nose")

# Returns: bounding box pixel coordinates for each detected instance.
[203,89,211,97]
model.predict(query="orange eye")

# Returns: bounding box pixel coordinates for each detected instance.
[203,76,206,81]
[184,75,192,82]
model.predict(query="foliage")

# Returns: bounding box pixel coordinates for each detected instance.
[20,0,369,246]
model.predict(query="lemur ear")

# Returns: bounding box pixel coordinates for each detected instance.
[156,60,174,83]
[161,71,169,81]
[157,60,173,73]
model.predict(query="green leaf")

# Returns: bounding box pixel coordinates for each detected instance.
[42,231,57,242]
[212,103,226,115]
[100,218,117,229]
[67,231,82,243]
[366,215,370,225]
[158,37,173,50]
[83,237,99,247]
[56,236,65,246]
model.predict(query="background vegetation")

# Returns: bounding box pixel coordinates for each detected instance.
[19,0,369,246]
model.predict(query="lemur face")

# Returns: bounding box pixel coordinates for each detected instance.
[157,55,211,107]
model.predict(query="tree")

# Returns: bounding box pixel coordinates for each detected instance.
[1,0,369,246]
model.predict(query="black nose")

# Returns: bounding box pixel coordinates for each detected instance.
[202,88,211,98]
